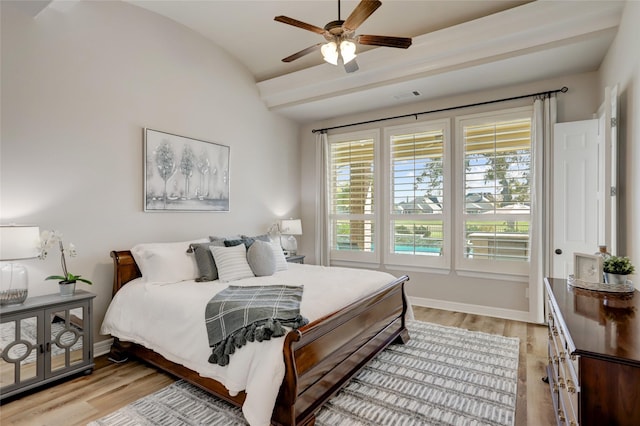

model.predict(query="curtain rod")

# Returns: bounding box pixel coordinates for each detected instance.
[312,86,568,134]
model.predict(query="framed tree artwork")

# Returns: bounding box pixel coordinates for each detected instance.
[144,128,230,212]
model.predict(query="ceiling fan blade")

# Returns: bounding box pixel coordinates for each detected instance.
[357,34,412,49]
[282,43,323,62]
[274,16,326,35]
[344,59,359,73]
[343,0,382,31]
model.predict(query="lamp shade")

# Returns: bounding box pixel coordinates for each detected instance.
[321,42,338,65]
[0,225,41,260]
[340,40,357,64]
[280,219,302,235]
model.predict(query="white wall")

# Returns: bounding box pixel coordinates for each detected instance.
[300,72,601,323]
[0,1,300,345]
[599,0,640,289]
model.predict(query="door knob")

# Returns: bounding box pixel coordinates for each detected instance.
[555,249,562,255]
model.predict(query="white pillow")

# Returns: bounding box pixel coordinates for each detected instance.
[269,238,288,271]
[131,239,207,284]
[210,243,255,282]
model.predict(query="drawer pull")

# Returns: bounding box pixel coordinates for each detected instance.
[558,409,566,422]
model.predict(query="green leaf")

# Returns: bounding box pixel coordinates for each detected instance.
[44,274,92,285]
[45,275,66,281]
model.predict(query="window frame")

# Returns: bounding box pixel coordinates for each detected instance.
[454,106,534,277]
[327,129,381,265]
[383,120,451,271]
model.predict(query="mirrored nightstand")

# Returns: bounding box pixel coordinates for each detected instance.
[285,255,305,264]
[0,290,95,400]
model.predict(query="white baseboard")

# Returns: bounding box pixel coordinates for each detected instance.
[94,338,113,357]
[409,296,534,323]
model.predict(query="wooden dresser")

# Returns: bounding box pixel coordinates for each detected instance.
[544,277,640,426]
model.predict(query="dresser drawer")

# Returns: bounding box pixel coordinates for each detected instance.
[558,358,579,425]
[547,296,580,426]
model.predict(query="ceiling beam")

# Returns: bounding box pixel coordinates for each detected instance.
[257,1,623,114]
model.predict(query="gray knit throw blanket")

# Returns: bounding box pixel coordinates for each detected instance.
[205,285,308,366]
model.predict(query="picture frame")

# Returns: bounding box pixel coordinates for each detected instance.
[573,252,603,283]
[144,128,230,212]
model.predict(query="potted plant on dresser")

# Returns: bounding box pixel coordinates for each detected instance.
[603,255,635,285]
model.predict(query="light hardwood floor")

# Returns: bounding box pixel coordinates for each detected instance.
[0,307,556,425]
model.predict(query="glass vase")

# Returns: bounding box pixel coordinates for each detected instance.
[0,262,29,306]
[594,245,611,282]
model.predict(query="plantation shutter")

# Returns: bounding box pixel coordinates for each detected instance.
[462,118,532,262]
[390,129,445,256]
[329,138,375,253]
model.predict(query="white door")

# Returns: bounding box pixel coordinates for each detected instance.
[552,120,600,278]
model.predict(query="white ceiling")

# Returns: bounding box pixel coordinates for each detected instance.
[43,1,626,123]
[124,0,534,82]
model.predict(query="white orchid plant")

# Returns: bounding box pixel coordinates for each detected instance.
[39,230,92,285]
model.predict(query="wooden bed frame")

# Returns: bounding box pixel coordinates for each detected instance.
[109,250,410,426]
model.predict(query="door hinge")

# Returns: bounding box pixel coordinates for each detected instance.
[611,117,617,127]
[611,186,617,196]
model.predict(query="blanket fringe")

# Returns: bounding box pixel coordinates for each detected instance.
[208,315,308,366]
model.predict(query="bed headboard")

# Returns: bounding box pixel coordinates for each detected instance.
[110,250,142,295]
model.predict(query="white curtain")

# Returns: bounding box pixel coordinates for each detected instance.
[530,95,557,323]
[315,131,330,266]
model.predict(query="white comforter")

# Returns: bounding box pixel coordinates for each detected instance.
[101,263,408,426]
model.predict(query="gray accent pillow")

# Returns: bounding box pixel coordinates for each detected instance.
[247,240,276,277]
[189,240,225,281]
[209,235,241,242]
[225,234,271,249]
[224,239,246,247]
[241,234,271,242]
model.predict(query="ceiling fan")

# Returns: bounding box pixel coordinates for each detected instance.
[275,0,412,73]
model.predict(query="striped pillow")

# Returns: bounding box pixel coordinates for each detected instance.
[209,244,255,282]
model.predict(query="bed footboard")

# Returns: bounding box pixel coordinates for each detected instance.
[274,274,409,426]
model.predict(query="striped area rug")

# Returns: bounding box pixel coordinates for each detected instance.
[88,320,519,426]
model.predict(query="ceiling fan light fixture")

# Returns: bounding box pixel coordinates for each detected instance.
[321,42,339,65]
[276,0,411,70]
[340,40,357,64]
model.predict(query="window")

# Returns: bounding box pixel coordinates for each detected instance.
[456,108,533,276]
[326,106,534,278]
[385,121,450,269]
[328,130,379,263]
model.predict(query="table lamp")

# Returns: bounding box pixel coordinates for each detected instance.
[280,219,302,256]
[1,225,40,306]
